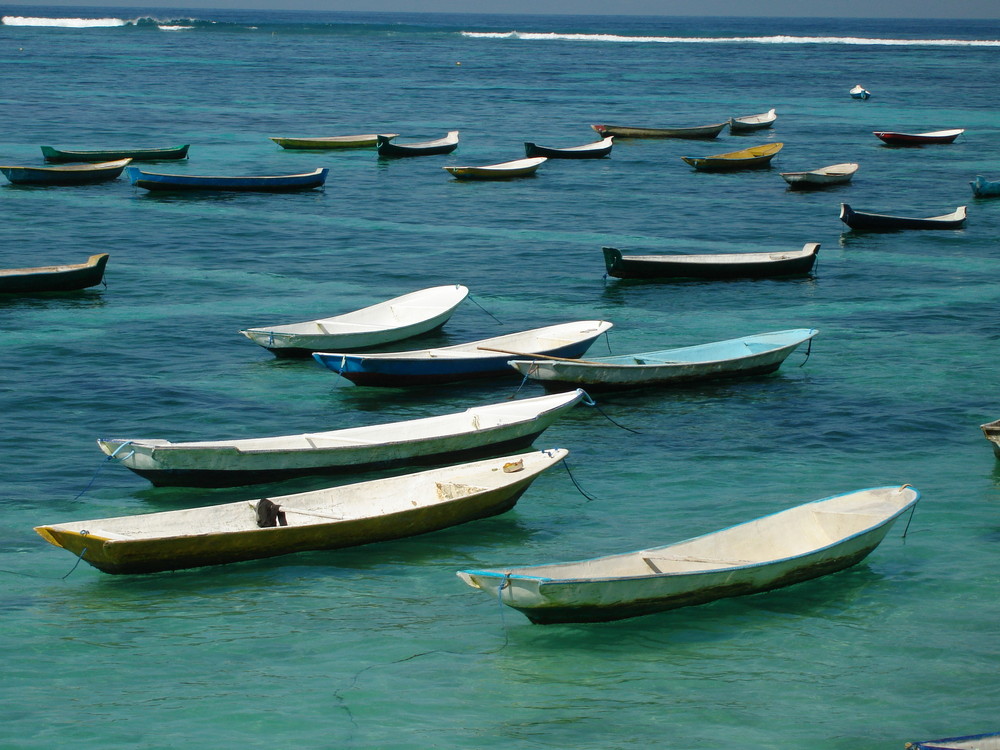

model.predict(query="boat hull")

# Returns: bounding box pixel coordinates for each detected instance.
[377,133,459,157]
[681,143,783,171]
[840,203,966,231]
[127,167,329,192]
[41,145,189,162]
[270,134,393,149]
[444,157,546,180]
[523,138,613,159]
[728,109,776,133]
[906,733,1000,750]
[781,163,858,189]
[0,253,109,293]
[591,123,726,139]
[602,244,818,280]
[971,175,1000,198]
[1,159,130,186]
[874,130,962,146]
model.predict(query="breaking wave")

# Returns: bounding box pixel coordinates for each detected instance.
[1,15,200,30]
[460,31,1000,46]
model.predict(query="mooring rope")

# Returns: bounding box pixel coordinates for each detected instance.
[900,484,918,540]
[561,456,603,503]
[0,545,88,580]
[72,441,134,501]
[580,391,641,434]
[799,336,813,367]
[466,293,503,325]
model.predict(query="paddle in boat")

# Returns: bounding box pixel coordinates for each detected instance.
[874,129,964,146]
[35,448,569,575]
[979,418,1000,459]
[850,84,871,99]
[506,329,817,392]
[905,733,1000,750]
[127,166,329,192]
[377,131,459,157]
[240,284,470,357]
[41,144,189,162]
[970,175,1000,198]
[97,390,585,487]
[681,142,782,171]
[269,134,397,149]
[313,320,613,386]
[591,122,726,139]
[444,157,546,180]
[0,158,131,186]
[839,203,966,231]
[602,243,819,280]
[457,484,919,624]
[523,136,613,159]
[780,162,858,189]
[729,108,776,133]
[0,253,109,294]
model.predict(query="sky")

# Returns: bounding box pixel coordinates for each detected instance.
[3,0,1000,17]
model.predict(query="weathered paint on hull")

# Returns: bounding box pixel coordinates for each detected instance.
[261,319,451,359]
[602,247,817,280]
[527,361,784,393]
[41,145,190,162]
[0,254,109,293]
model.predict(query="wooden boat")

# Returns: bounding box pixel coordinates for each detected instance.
[458,484,920,624]
[681,142,782,171]
[850,84,871,99]
[979,418,1000,459]
[602,243,819,280]
[97,390,584,487]
[313,320,613,386]
[523,136,613,159]
[269,134,396,150]
[127,166,328,192]
[377,131,459,157]
[0,158,131,186]
[970,175,1000,198]
[729,108,776,133]
[905,733,1000,750]
[840,203,967,231]
[34,448,569,575]
[444,157,546,181]
[239,284,470,357]
[41,144,189,162]
[780,162,858,189]
[591,122,726,139]
[873,129,964,146]
[507,329,817,392]
[0,253,109,294]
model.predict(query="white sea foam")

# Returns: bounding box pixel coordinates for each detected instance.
[2,15,128,27]
[460,31,1000,46]
[158,25,194,31]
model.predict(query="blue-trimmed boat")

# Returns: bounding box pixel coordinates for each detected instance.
[0,253,109,293]
[840,203,966,231]
[905,732,1000,750]
[971,175,1000,198]
[523,136,613,159]
[458,485,919,624]
[850,84,871,99]
[313,320,613,386]
[127,166,328,192]
[1,158,131,186]
[41,144,189,162]
[377,131,459,157]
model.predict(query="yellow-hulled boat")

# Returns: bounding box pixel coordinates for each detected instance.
[681,142,783,171]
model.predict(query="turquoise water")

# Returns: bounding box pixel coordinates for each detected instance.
[1,8,999,748]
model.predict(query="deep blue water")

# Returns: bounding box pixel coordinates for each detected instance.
[1,7,999,749]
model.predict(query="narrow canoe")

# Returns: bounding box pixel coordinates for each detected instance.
[523,136,613,159]
[269,134,397,149]
[0,253,109,293]
[0,158,131,186]
[96,390,584,487]
[729,108,777,133]
[41,145,190,162]
[840,203,966,231]
[127,166,329,192]
[444,157,546,180]
[591,122,727,139]
[35,448,569,575]
[905,733,1000,750]
[507,329,817,392]
[239,284,470,357]
[780,162,858,189]
[377,131,459,157]
[681,142,783,171]
[313,320,614,386]
[850,85,871,99]
[874,129,964,146]
[458,485,919,624]
[602,243,819,280]
[970,175,1000,198]
[979,418,1000,459]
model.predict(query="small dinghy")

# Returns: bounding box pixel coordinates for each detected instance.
[127,166,328,192]
[377,131,459,157]
[979,418,1000,459]
[602,243,818,280]
[681,142,782,171]
[850,84,871,99]
[507,329,817,392]
[0,253,109,293]
[905,732,1000,750]
[523,136,613,159]
[41,144,189,162]
[970,175,1000,198]
[444,157,546,180]
[269,133,396,149]
[840,203,967,231]
[780,162,858,189]
[0,158,131,186]
[240,284,470,357]
[35,449,569,574]
[874,129,963,146]
[97,390,584,487]
[458,485,919,624]
[591,122,726,139]
[728,108,776,133]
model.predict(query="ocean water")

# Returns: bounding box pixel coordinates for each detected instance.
[1,7,999,748]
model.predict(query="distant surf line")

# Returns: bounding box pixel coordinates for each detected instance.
[1,15,196,29]
[460,31,1000,46]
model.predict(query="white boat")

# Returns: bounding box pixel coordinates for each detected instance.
[507,329,817,392]
[729,108,777,133]
[36,449,569,575]
[240,284,469,357]
[780,162,859,189]
[905,733,1000,750]
[850,84,871,99]
[97,390,585,487]
[444,157,546,180]
[458,485,919,623]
